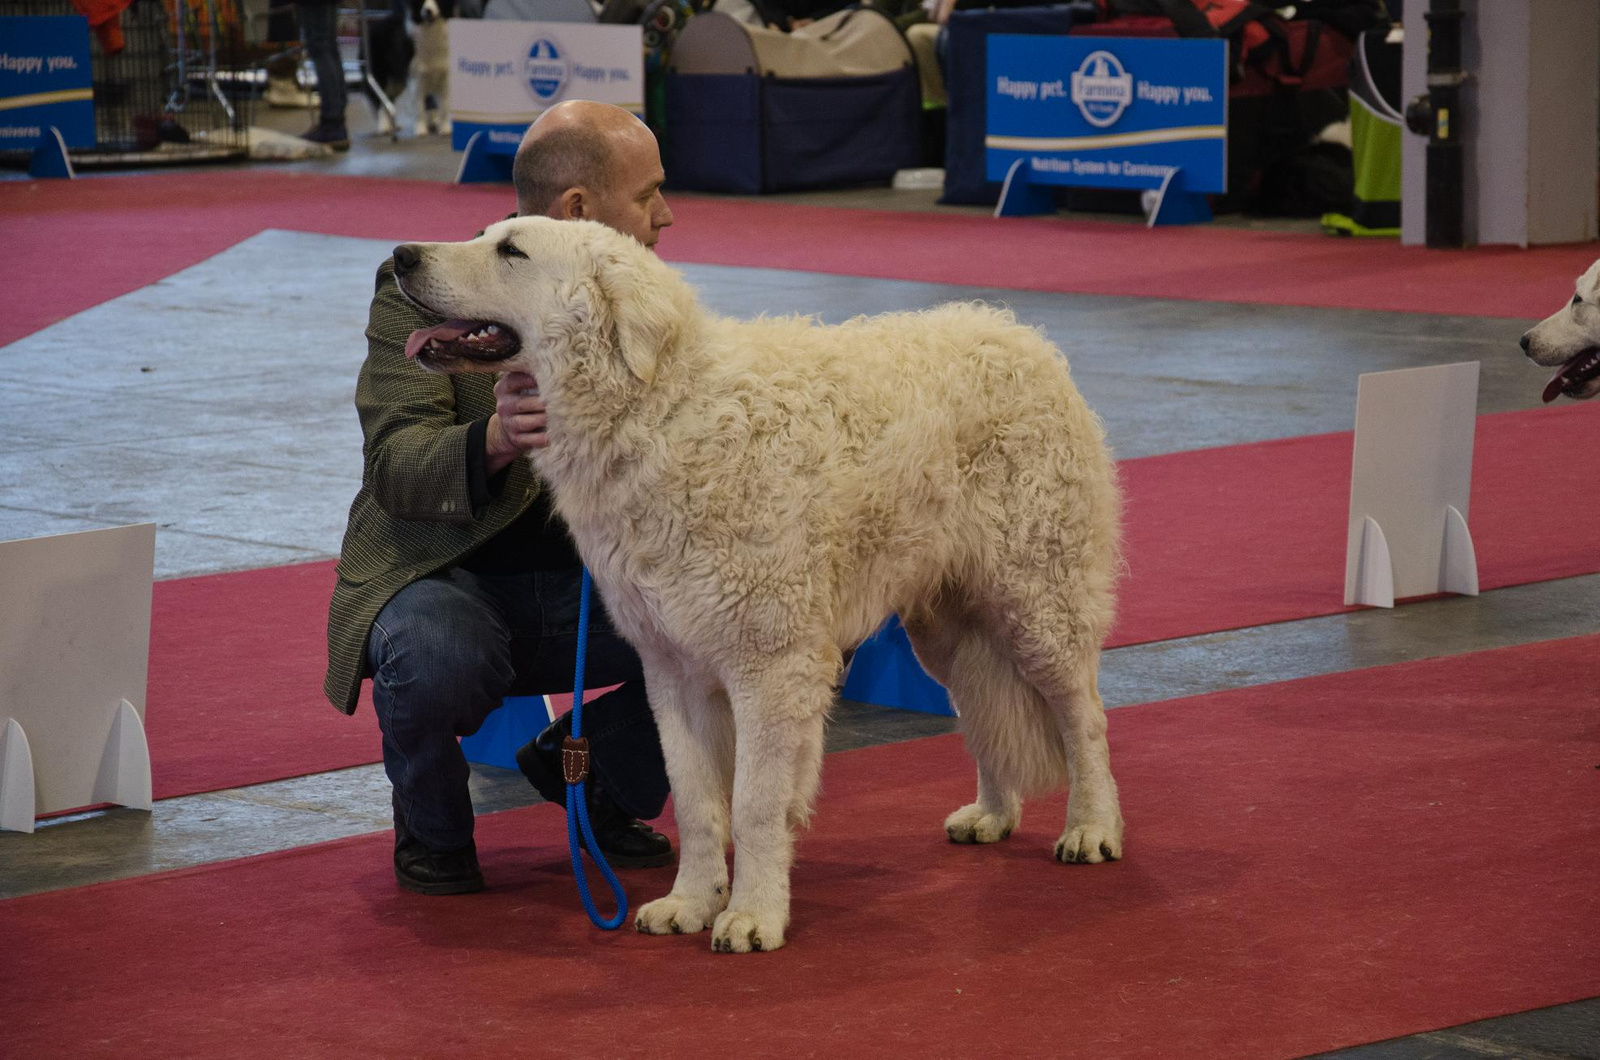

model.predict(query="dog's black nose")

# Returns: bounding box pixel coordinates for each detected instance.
[393,244,421,276]
[1519,333,1531,352]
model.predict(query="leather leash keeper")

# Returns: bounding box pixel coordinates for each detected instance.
[562,736,591,785]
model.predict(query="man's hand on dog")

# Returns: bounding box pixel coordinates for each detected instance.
[485,371,547,473]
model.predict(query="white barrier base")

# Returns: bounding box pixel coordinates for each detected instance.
[94,698,154,813]
[0,700,152,834]
[1440,504,1480,598]
[1344,362,1480,605]
[1,523,156,832]
[1347,505,1480,609]
[0,719,36,833]
[1350,516,1396,608]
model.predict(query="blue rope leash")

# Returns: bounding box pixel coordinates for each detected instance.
[566,567,628,929]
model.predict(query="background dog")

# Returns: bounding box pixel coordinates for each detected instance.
[392,218,1126,954]
[364,0,454,136]
[365,6,414,135]
[1523,257,1600,402]
[411,0,453,136]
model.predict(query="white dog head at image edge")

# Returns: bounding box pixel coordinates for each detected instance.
[393,217,687,394]
[1522,258,1600,403]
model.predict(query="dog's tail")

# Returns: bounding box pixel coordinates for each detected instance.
[906,620,1072,796]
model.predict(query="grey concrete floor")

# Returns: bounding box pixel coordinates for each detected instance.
[2,104,1597,1059]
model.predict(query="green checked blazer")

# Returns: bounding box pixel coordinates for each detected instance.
[323,257,543,714]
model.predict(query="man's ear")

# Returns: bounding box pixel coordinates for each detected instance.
[591,243,681,387]
[553,188,587,221]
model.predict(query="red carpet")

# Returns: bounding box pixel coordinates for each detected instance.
[146,564,599,800]
[1110,400,1600,646]
[5,171,1597,347]
[146,562,377,801]
[142,402,1600,800]
[6,635,1598,1060]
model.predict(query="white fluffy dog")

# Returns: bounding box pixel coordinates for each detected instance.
[1523,257,1600,402]
[410,0,451,137]
[392,218,1125,953]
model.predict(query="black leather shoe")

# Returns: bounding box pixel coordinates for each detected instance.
[583,786,675,869]
[514,739,675,869]
[392,796,484,896]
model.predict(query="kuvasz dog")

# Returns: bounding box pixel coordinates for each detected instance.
[1523,257,1600,402]
[391,218,1125,953]
[367,0,453,137]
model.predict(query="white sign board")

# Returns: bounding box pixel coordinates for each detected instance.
[0,524,155,830]
[1344,362,1481,607]
[449,20,644,154]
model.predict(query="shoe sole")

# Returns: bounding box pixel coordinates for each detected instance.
[597,849,675,870]
[395,870,485,896]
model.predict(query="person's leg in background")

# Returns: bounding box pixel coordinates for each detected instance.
[293,0,350,148]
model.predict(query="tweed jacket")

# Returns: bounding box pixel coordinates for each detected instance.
[323,256,545,714]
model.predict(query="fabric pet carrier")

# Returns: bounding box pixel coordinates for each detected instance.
[665,5,921,193]
[940,2,1099,206]
[1321,25,1402,236]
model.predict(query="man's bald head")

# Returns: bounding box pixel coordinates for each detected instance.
[511,101,673,248]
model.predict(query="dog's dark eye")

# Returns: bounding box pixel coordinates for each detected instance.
[1573,294,1583,306]
[498,241,528,261]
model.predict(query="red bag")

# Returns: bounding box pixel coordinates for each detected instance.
[1095,0,1352,95]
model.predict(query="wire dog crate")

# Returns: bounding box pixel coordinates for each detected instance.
[1,0,252,165]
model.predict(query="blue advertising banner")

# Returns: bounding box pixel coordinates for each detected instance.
[0,16,94,150]
[985,35,1227,193]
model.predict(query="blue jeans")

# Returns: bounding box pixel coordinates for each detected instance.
[367,567,667,853]
[294,1,347,126]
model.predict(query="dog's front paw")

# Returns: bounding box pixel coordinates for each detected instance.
[945,802,1018,844]
[711,908,785,953]
[635,890,727,936]
[1054,819,1122,864]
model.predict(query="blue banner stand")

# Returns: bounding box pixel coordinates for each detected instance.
[455,131,514,185]
[994,158,1054,218]
[1147,167,1212,226]
[29,127,75,180]
[460,694,554,770]
[840,616,954,716]
[996,157,1211,226]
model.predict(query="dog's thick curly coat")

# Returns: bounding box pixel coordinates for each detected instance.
[397,218,1127,953]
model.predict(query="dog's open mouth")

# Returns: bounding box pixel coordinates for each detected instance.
[1542,347,1600,403]
[404,319,522,366]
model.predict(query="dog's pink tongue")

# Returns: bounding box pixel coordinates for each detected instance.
[1544,365,1572,404]
[405,320,476,360]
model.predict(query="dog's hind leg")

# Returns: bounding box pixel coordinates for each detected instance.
[634,662,734,937]
[712,653,835,954]
[1010,634,1123,865]
[906,614,1059,845]
[786,708,827,831]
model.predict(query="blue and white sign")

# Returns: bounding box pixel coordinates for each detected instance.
[0,16,94,150]
[986,35,1227,193]
[450,20,643,154]
[524,38,566,102]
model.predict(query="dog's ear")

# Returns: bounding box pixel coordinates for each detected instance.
[590,241,683,388]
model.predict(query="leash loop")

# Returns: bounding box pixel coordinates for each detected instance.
[566,567,628,929]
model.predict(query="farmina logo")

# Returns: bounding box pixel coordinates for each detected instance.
[1070,50,1133,128]
[524,38,568,103]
